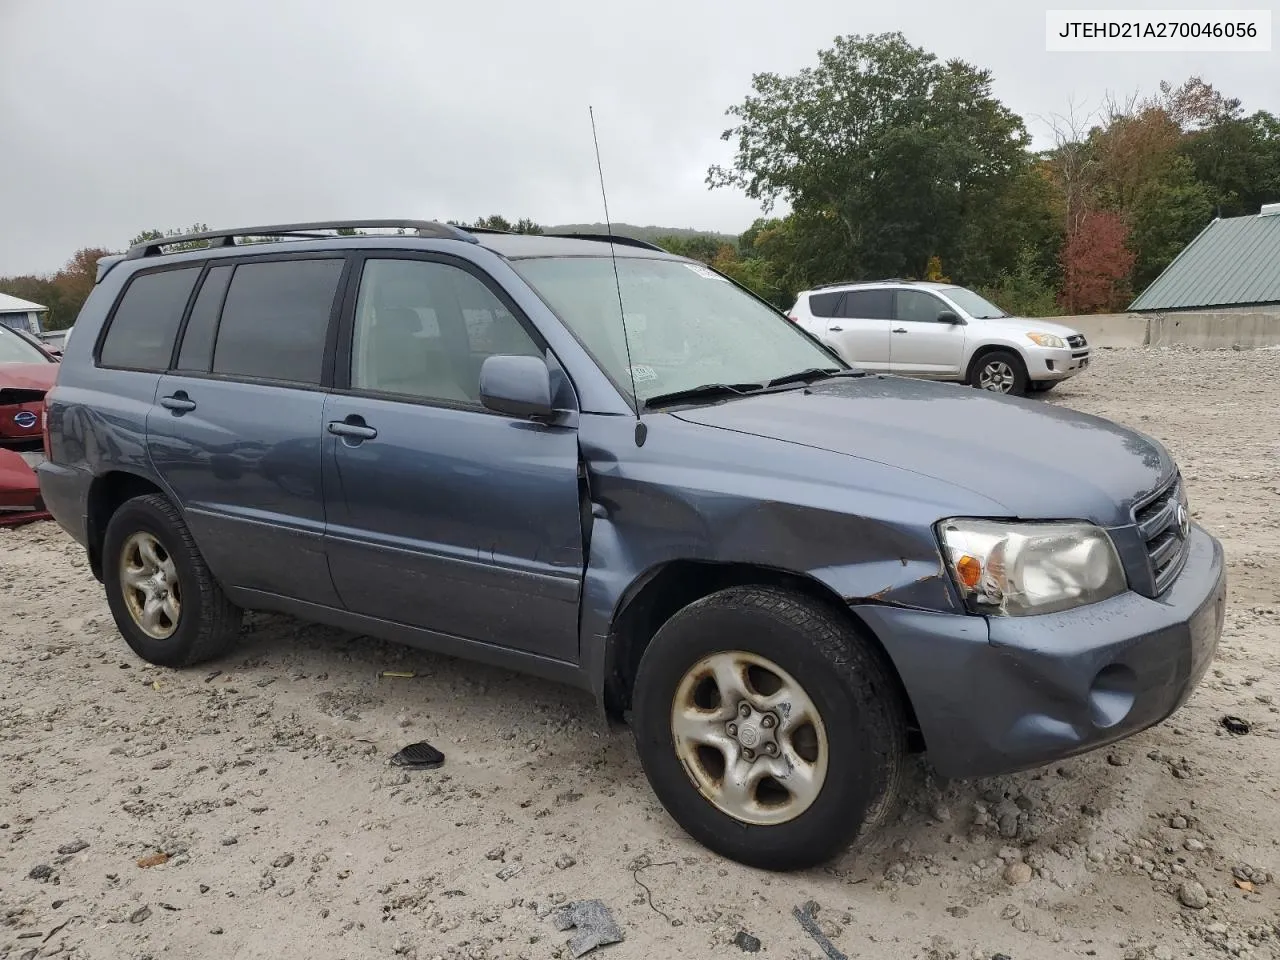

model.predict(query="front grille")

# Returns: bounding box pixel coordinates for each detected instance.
[1067,334,1087,348]
[1133,474,1190,594]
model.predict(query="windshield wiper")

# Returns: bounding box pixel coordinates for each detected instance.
[764,367,865,388]
[643,382,763,409]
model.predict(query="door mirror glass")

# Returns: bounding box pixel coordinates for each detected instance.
[479,354,555,420]
[937,310,962,324]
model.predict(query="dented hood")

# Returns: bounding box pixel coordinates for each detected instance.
[0,362,57,393]
[671,375,1174,527]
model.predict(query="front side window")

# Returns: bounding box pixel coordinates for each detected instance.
[99,267,201,370]
[513,257,843,405]
[895,290,950,324]
[350,258,540,405]
[0,325,52,364]
[212,259,344,385]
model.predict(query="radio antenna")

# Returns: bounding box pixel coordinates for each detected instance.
[589,106,645,439]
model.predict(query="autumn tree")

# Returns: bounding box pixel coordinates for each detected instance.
[1059,209,1135,314]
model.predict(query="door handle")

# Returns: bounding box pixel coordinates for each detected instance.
[327,419,377,441]
[829,325,843,332]
[892,327,908,333]
[160,393,197,413]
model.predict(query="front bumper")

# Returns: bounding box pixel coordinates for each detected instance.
[855,524,1226,779]
[1026,345,1091,382]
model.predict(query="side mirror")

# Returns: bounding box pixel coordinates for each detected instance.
[937,310,963,325]
[479,354,555,421]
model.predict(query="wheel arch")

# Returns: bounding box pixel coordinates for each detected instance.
[85,470,165,581]
[965,342,1028,383]
[601,559,923,749]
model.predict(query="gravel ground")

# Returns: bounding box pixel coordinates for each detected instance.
[2,346,1278,960]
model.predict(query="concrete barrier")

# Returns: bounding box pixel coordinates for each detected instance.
[1048,310,1280,350]
[1052,313,1149,348]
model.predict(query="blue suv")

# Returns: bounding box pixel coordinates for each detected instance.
[39,220,1226,870]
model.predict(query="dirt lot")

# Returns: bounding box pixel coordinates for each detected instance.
[2,346,1278,960]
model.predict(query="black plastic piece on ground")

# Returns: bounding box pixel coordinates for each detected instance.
[389,741,445,769]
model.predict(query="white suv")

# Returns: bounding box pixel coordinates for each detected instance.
[787,281,1091,396]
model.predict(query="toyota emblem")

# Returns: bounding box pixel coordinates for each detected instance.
[1175,502,1190,538]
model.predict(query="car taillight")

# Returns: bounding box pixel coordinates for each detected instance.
[41,405,51,458]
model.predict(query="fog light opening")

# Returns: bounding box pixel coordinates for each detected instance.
[1088,664,1137,729]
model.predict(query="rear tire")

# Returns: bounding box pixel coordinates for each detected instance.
[969,350,1028,396]
[103,493,242,668]
[631,586,907,871]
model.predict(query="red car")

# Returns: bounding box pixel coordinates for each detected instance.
[0,324,59,446]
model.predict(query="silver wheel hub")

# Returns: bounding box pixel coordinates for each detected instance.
[979,360,1015,393]
[671,650,829,826]
[120,531,181,640]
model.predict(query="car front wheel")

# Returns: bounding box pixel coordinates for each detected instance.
[970,350,1029,396]
[631,586,907,871]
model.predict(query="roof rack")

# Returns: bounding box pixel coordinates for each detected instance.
[545,232,668,252]
[124,219,479,259]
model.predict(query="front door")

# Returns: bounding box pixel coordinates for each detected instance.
[823,289,893,371]
[322,255,584,662]
[888,289,967,377]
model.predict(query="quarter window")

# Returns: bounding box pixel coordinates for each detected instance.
[176,265,232,372]
[98,268,201,370]
[807,291,843,318]
[350,259,540,405]
[211,259,344,385]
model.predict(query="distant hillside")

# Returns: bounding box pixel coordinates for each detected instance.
[546,223,738,245]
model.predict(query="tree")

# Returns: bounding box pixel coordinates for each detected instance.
[462,216,544,234]
[130,223,213,251]
[709,33,1030,286]
[1058,209,1135,314]
[1128,155,1213,289]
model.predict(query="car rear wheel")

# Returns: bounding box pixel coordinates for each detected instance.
[970,350,1028,396]
[103,493,242,668]
[631,586,907,871]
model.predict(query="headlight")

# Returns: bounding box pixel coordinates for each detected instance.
[937,519,1127,616]
[1026,332,1066,348]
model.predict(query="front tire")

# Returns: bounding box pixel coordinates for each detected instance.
[103,493,242,668]
[631,586,907,871]
[969,350,1028,396]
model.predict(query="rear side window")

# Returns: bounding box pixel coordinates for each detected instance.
[98,268,201,370]
[807,291,843,318]
[176,265,232,371]
[212,259,344,385]
[840,289,894,320]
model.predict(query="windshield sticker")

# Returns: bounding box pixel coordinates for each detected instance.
[628,364,658,383]
[683,263,729,282]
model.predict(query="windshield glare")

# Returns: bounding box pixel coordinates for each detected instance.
[514,257,842,403]
[0,327,51,364]
[941,287,1008,320]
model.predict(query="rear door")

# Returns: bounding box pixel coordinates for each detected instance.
[823,289,893,371]
[888,289,967,377]
[146,254,348,607]
[321,254,584,662]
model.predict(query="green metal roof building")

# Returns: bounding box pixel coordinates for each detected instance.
[1129,203,1280,312]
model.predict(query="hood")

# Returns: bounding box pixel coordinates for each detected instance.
[967,316,1082,340]
[0,362,57,393]
[671,375,1173,526]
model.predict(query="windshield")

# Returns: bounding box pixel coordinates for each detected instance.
[940,286,1008,320]
[0,326,51,364]
[513,257,844,404]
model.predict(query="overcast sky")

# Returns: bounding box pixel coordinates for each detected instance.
[1,0,1276,275]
